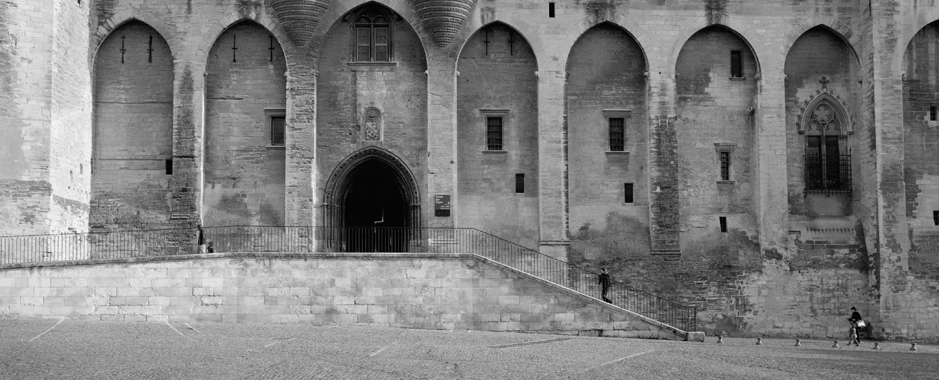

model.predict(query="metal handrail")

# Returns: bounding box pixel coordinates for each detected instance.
[0,225,696,331]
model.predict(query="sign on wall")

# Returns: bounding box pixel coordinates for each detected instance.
[434,194,450,217]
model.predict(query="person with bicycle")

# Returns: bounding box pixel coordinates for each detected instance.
[848,306,863,346]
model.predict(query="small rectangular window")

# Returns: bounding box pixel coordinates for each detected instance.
[719,216,728,233]
[270,115,286,146]
[934,210,939,226]
[730,50,743,78]
[931,106,937,121]
[487,116,503,151]
[719,151,730,181]
[548,2,555,17]
[515,173,525,193]
[624,183,634,203]
[165,159,173,175]
[609,117,625,151]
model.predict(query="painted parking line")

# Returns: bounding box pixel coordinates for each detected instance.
[165,322,187,338]
[588,349,656,371]
[369,341,398,357]
[489,337,572,349]
[262,337,296,348]
[27,317,65,342]
[183,323,204,335]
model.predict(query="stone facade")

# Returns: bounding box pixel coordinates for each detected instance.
[1,0,939,341]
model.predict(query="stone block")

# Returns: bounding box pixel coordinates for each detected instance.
[20,297,43,306]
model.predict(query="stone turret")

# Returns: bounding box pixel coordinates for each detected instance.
[268,0,331,46]
[412,0,476,47]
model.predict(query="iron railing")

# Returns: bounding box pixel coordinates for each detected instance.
[805,151,852,195]
[0,226,696,331]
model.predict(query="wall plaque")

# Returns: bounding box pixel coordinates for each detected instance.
[434,194,451,217]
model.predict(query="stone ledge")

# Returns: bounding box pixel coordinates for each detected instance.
[0,252,474,271]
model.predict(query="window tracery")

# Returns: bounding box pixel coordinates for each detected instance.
[803,98,851,193]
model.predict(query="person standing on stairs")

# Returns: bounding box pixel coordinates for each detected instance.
[599,268,612,303]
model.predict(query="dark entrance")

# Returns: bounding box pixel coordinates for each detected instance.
[341,159,409,252]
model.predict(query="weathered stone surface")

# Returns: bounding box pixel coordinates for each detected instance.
[1,0,939,343]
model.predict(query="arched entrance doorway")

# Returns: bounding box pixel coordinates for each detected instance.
[323,148,420,252]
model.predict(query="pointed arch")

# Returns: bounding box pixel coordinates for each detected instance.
[455,21,540,71]
[91,15,178,64]
[784,23,860,68]
[451,18,545,62]
[202,18,289,68]
[798,92,853,136]
[894,14,939,74]
[322,147,422,232]
[308,0,431,60]
[671,22,762,77]
[568,21,649,72]
[195,12,294,62]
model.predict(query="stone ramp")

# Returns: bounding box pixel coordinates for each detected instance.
[476,254,694,340]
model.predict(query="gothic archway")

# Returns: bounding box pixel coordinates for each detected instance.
[323,147,421,252]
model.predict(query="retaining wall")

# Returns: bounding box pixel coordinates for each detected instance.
[0,253,686,340]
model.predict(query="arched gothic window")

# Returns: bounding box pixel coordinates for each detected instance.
[802,99,851,192]
[352,8,393,62]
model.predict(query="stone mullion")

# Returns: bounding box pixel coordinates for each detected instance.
[754,71,788,254]
[286,59,316,228]
[537,61,568,261]
[425,51,456,228]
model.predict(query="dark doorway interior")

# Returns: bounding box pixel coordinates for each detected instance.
[342,159,409,252]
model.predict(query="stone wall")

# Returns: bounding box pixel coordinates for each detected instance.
[50,0,92,234]
[566,23,649,263]
[457,23,539,249]
[903,21,939,279]
[0,253,682,339]
[0,0,55,236]
[0,0,937,341]
[204,21,287,227]
[91,20,174,229]
[675,25,759,267]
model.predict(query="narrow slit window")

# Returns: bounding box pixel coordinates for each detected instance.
[720,151,730,181]
[515,173,525,193]
[548,2,555,17]
[165,159,173,175]
[931,106,937,121]
[719,216,728,233]
[624,183,634,203]
[730,50,743,78]
[934,210,939,226]
[487,116,503,151]
[270,115,286,146]
[609,117,625,151]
